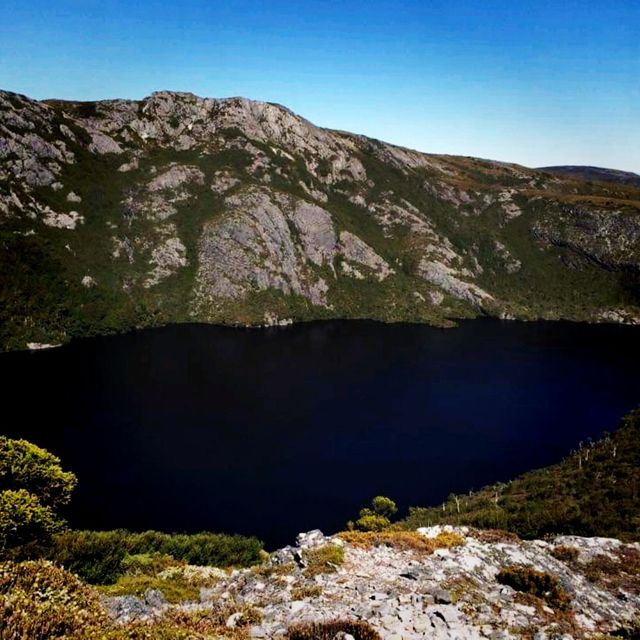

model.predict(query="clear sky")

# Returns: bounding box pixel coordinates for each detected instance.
[1,0,638,172]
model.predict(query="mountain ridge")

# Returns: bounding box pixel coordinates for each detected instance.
[539,165,640,188]
[1,89,639,350]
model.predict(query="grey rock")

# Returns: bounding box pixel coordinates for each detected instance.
[194,188,331,308]
[433,588,453,604]
[101,594,154,622]
[147,164,204,192]
[338,231,393,281]
[296,529,326,549]
[144,588,166,608]
[226,611,244,628]
[418,259,494,309]
[88,131,123,154]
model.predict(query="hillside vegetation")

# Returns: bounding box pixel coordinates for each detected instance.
[1,90,640,349]
[403,408,640,541]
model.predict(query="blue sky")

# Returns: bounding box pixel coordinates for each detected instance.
[1,0,638,172]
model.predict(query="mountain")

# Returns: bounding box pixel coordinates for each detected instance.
[540,165,640,188]
[1,90,639,350]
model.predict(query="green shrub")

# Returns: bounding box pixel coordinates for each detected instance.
[286,619,381,640]
[47,529,263,584]
[354,495,398,532]
[0,489,63,553]
[121,552,181,576]
[355,513,392,532]
[0,437,76,553]
[0,437,76,508]
[371,496,397,518]
[150,531,263,567]
[496,565,571,611]
[49,530,128,584]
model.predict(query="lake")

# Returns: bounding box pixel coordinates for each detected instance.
[1,319,639,548]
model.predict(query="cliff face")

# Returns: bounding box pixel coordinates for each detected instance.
[1,90,639,349]
[105,527,640,639]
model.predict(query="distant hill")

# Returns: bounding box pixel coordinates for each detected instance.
[540,165,640,188]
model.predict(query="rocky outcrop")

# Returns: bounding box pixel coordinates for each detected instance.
[533,205,640,271]
[194,188,332,307]
[417,259,494,309]
[338,231,393,281]
[103,527,640,639]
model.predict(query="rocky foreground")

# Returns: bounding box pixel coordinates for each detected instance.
[104,526,640,639]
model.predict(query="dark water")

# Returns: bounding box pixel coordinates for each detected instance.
[2,319,639,548]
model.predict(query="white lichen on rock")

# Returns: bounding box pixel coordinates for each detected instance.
[43,208,83,229]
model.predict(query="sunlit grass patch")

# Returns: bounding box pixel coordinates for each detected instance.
[338,529,465,552]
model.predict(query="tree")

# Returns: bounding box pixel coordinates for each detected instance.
[0,437,76,553]
[355,495,398,532]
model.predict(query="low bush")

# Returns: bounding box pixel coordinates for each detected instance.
[0,559,259,640]
[0,560,108,640]
[124,530,264,568]
[353,496,398,532]
[158,563,226,586]
[469,528,520,544]
[582,547,640,595]
[99,574,200,604]
[496,565,571,611]
[291,584,323,600]
[251,562,296,579]
[302,544,345,577]
[286,619,381,640]
[49,530,128,584]
[48,529,263,584]
[433,531,467,549]
[121,552,181,576]
[338,530,465,553]
[551,545,580,563]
